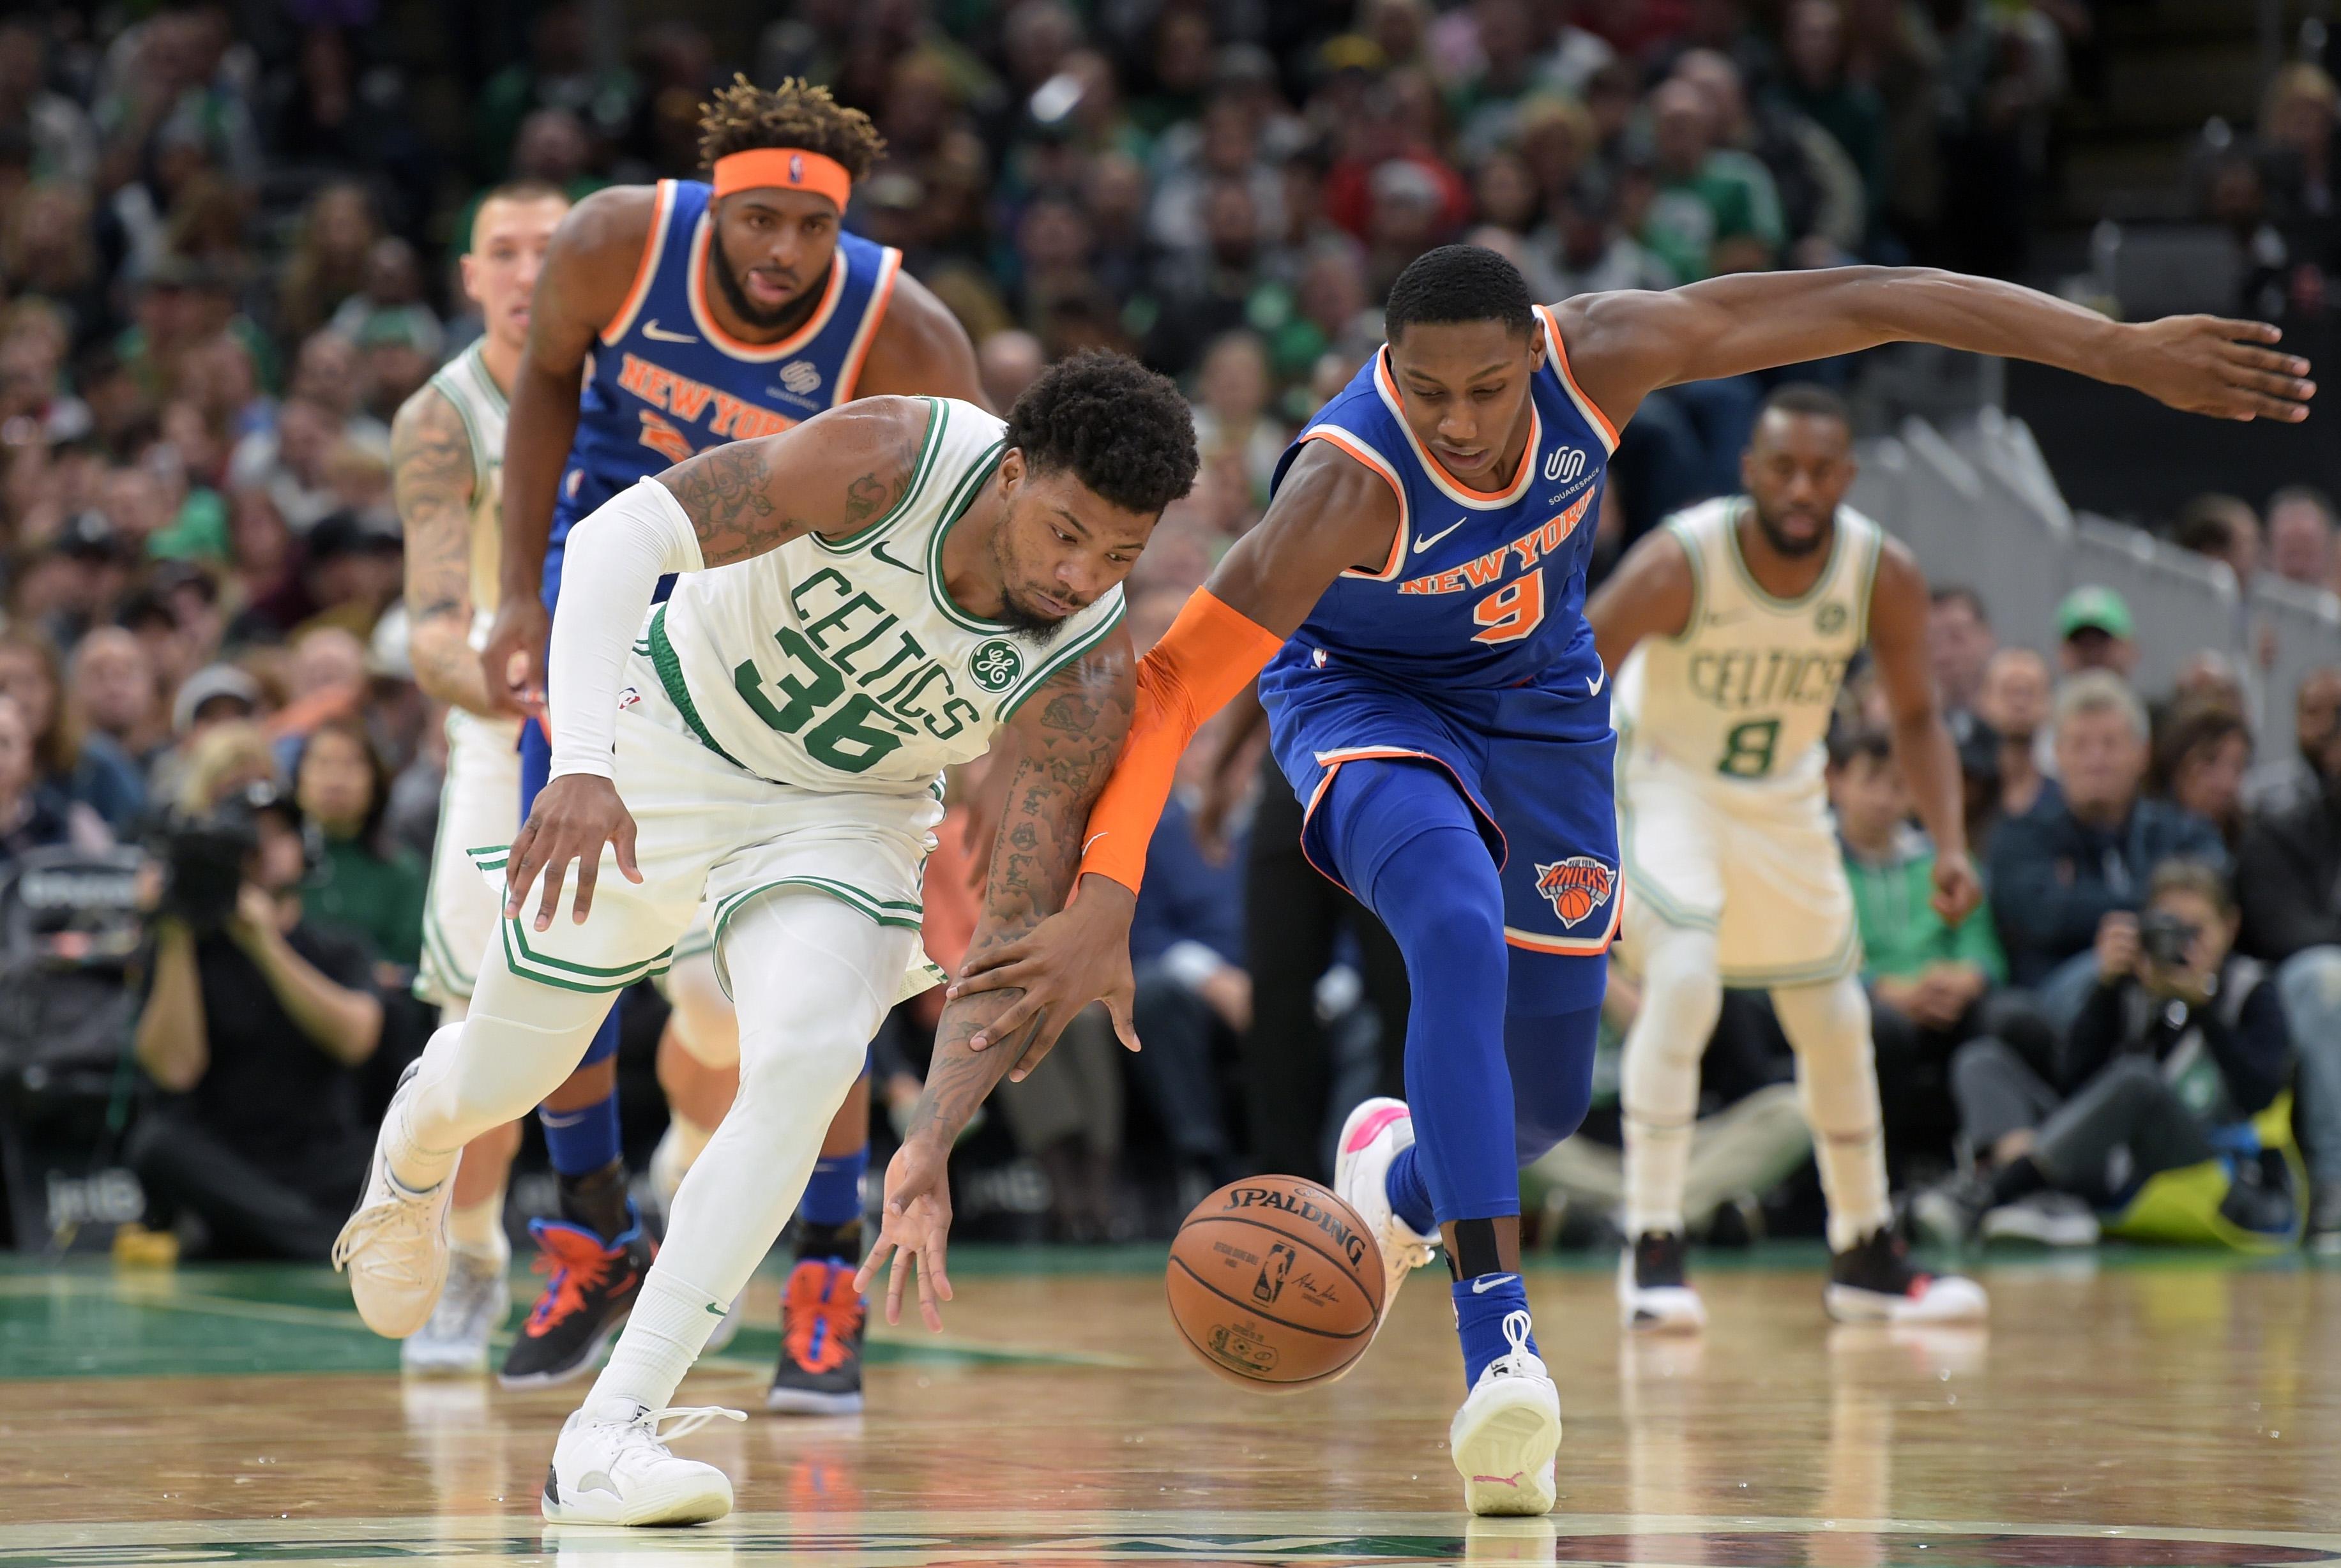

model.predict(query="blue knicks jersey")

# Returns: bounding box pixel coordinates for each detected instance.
[1265,305,1617,692]
[545,178,903,600]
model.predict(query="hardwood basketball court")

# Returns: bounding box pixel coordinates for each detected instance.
[6,1247,2337,1564]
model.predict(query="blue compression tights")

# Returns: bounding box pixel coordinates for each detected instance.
[1316,759,1600,1228]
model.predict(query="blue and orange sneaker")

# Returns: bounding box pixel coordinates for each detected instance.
[499,1214,654,1387]
[766,1258,866,1414]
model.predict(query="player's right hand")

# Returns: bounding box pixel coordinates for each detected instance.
[2115,315,2314,423]
[481,596,550,719]
[856,1137,955,1332]
[503,774,642,931]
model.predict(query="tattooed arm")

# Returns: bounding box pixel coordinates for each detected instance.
[655,397,922,564]
[391,385,497,715]
[856,628,1139,1329]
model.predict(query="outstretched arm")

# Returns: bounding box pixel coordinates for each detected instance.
[1865,538,1980,923]
[391,384,497,716]
[856,629,1137,1328]
[1554,268,2315,433]
[503,400,930,931]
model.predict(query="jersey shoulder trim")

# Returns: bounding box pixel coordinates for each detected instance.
[834,246,904,403]
[999,592,1128,720]
[600,181,678,346]
[1658,510,1707,642]
[1847,506,1886,647]
[812,396,948,555]
[645,605,748,772]
[1534,303,1620,455]
[923,438,1012,632]
[1292,426,1411,582]
[422,366,492,497]
[685,215,848,363]
[1371,349,1540,510]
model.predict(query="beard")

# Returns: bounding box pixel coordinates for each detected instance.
[709,229,819,333]
[1752,501,1831,559]
[987,532,1070,644]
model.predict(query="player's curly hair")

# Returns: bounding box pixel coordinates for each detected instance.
[1006,352,1199,516]
[697,75,886,180]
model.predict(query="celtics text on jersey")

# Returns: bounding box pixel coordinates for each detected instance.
[1613,495,1881,789]
[640,397,1125,795]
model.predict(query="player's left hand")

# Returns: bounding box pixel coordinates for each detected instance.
[1930,849,1981,925]
[2116,315,2315,423]
[504,774,642,930]
[949,875,1140,1079]
[856,1136,955,1332]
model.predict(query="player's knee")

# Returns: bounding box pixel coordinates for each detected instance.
[663,962,740,1071]
[1513,1074,1595,1166]
[732,1020,868,1125]
[1374,836,1508,988]
[1777,977,1872,1065]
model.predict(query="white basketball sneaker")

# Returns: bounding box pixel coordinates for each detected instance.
[540,1398,746,1526]
[402,1246,510,1375]
[1823,1228,1989,1323]
[1450,1309,1563,1517]
[1617,1230,1707,1334]
[333,1063,458,1339]
[1334,1097,1440,1319]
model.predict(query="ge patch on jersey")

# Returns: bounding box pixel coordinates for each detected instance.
[969,638,1022,692]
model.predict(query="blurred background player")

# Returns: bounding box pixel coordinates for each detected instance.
[916,246,2313,1518]
[1589,384,1988,1332]
[391,178,570,1375]
[466,77,985,1399]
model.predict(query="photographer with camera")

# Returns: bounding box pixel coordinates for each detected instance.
[125,724,383,1261]
[1917,860,2295,1248]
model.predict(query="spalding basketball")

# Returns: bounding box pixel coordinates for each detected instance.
[1165,1176,1385,1391]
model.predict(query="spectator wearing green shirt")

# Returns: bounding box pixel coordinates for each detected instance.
[1639,79,1785,282]
[294,716,425,981]
[1832,728,2007,1170]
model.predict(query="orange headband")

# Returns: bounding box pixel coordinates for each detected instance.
[711,147,852,211]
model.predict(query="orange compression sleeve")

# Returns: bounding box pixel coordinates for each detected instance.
[1076,589,1286,895]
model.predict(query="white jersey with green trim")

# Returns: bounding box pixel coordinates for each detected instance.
[1614,495,1881,794]
[423,339,510,642]
[642,396,1125,797]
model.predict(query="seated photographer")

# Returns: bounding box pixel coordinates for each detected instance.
[1918,861,2294,1248]
[125,727,384,1262]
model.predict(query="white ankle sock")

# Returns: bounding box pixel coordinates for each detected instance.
[586,1270,727,1412]
[448,1193,510,1263]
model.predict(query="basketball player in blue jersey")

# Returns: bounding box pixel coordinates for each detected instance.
[469,78,987,1397]
[859,245,2314,1516]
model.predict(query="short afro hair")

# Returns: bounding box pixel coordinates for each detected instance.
[1758,381,1852,428]
[1006,352,1199,517]
[1384,245,1536,343]
[698,76,886,181]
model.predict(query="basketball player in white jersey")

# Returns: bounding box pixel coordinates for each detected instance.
[334,354,1198,1525]
[389,180,572,1373]
[1588,384,1987,1330]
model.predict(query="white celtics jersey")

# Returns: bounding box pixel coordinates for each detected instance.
[642,397,1125,796]
[1615,495,1881,790]
[424,339,508,642]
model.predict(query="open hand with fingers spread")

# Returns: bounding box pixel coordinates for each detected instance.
[502,774,642,931]
[2113,315,2316,423]
[854,1136,955,1331]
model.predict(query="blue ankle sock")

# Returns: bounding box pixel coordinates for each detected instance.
[1452,1274,1535,1387]
[1385,1145,1436,1237]
[799,1145,868,1231]
[541,1091,621,1179]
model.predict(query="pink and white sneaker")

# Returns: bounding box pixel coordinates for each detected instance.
[1334,1097,1441,1317]
[1450,1308,1562,1516]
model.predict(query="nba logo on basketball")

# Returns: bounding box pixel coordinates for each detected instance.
[1534,856,1614,927]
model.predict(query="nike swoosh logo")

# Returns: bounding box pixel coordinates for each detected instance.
[704,1300,727,1316]
[1469,1273,1519,1294]
[871,539,921,574]
[1588,667,1605,697]
[1412,520,1466,554]
[640,319,698,344]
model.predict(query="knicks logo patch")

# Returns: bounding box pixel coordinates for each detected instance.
[1534,856,1616,927]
